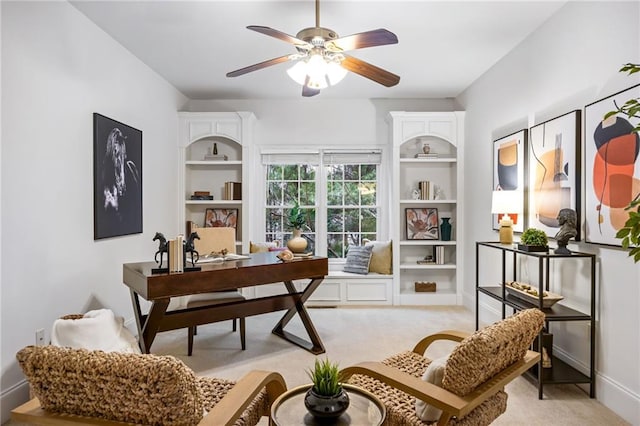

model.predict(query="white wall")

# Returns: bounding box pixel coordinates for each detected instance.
[458,2,640,423]
[3,0,638,423]
[0,2,187,421]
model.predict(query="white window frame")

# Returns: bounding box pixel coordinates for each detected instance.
[258,146,390,263]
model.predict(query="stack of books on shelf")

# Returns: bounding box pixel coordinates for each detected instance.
[169,235,184,273]
[418,181,435,200]
[414,153,439,159]
[434,245,445,265]
[190,191,213,200]
[223,182,242,200]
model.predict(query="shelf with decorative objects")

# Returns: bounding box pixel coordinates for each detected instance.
[178,112,255,253]
[475,241,596,399]
[388,111,465,306]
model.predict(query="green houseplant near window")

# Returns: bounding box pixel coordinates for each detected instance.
[518,228,549,252]
[304,358,350,419]
[607,63,640,263]
[287,200,306,230]
[287,201,308,253]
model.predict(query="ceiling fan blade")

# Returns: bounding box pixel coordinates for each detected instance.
[325,29,398,52]
[247,25,311,49]
[302,85,321,97]
[341,55,400,87]
[226,55,294,78]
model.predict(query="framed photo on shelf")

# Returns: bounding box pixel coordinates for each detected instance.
[204,208,238,231]
[584,84,640,246]
[93,113,142,240]
[492,129,527,233]
[527,110,581,240]
[406,208,439,240]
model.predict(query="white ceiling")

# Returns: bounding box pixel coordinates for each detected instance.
[70,1,566,100]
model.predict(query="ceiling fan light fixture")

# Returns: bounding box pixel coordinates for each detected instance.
[230,0,399,95]
[287,53,346,90]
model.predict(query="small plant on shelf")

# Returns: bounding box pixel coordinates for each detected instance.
[519,228,548,252]
[304,358,350,419]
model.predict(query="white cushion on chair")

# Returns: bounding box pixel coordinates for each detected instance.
[415,356,447,422]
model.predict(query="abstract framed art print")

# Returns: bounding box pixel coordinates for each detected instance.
[406,208,439,240]
[93,113,142,240]
[584,84,640,246]
[527,110,581,240]
[493,129,527,233]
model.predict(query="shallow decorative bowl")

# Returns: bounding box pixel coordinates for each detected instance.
[505,282,563,308]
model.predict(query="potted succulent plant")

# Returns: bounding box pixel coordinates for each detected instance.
[287,201,308,253]
[304,358,350,419]
[518,228,549,252]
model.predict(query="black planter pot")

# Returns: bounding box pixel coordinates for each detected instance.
[304,387,350,419]
[517,244,549,253]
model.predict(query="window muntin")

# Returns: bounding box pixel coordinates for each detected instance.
[263,150,381,259]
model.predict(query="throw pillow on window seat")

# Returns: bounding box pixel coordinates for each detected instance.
[250,241,280,253]
[343,245,373,275]
[363,239,392,274]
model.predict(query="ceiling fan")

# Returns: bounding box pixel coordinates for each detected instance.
[226,0,400,97]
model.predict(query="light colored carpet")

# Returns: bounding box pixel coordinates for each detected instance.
[7,306,628,425]
[148,306,627,426]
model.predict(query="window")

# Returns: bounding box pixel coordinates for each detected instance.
[265,163,317,253]
[263,150,382,259]
[326,163,378,258]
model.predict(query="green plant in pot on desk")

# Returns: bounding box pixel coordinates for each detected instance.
[304,358,350,419]
[518,228,549,252]
[287,201,308,253]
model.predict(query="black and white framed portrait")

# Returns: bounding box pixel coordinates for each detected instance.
[93,113,142,240]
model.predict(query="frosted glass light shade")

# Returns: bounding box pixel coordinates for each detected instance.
[326,61,347,85]
[287,54,347,89]
[287,61,308,86]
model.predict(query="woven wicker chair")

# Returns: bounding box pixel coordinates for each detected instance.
[12,345,286,426]
[340,308,545,426]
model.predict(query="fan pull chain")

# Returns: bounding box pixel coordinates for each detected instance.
[315,0,320,28]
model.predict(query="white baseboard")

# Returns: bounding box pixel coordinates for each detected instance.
[595,371,640,425]
[1,379,29,424]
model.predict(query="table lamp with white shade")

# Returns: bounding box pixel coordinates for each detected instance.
[491,190,521,244]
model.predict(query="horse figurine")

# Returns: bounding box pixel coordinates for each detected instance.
[184,232,200,266]
[153,232,168,267]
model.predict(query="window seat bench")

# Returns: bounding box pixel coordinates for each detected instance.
[307,269,393,306]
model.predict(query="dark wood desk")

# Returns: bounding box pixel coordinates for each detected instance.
[123,252,328,354]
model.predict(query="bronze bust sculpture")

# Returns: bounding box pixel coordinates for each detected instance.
[554,208,578,254]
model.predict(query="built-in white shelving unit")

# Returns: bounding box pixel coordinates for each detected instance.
[177,112,256,253]
[388,111,465,305]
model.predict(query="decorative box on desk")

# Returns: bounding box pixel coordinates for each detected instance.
[474,241,596,399]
